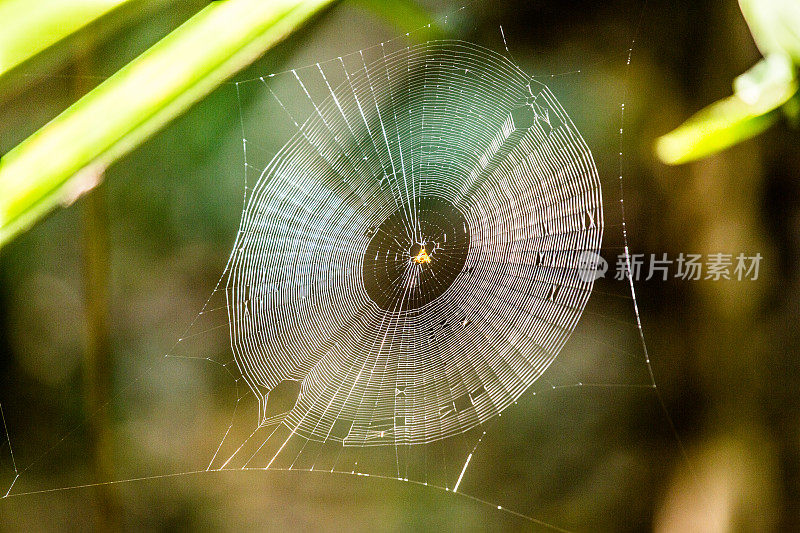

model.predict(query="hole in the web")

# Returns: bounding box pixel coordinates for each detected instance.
[261,380,302,424]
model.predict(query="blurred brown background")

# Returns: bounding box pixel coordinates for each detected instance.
[1,0,799,530]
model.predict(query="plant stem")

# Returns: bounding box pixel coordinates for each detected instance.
[82,182,120,532]
[76,40,119,530]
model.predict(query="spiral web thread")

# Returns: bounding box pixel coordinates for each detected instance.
[226,39,601,449]
[209,35,618,523]
[0,10,683,531]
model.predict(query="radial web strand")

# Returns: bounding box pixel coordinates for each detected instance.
[226,40,602,451]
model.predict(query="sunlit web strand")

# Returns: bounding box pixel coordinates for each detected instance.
[225,40,602,450]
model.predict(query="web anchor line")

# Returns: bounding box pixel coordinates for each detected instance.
[1,402,18,498]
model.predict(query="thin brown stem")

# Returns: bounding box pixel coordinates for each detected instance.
[78,40,121,532]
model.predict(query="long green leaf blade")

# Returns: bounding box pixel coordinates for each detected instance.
[0,0,336,247]
[0,0,135,78]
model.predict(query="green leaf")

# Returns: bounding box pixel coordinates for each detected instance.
[655,97,778,165]
[0,0,336,248]
[0,0,135,78]
[733,53,797,111]
[739,0,800,62]
[656,54,797,165]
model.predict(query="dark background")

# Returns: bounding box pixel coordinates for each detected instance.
[1,0,798,530]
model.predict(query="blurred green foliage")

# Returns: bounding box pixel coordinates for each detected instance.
[2,0,800,530]
[656,0,800,164]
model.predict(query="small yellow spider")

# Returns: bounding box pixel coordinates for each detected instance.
[413,248,431,264]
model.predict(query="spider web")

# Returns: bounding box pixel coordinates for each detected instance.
[0,4,686,530]
[226,40,601,450]
[199,31,665,526]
